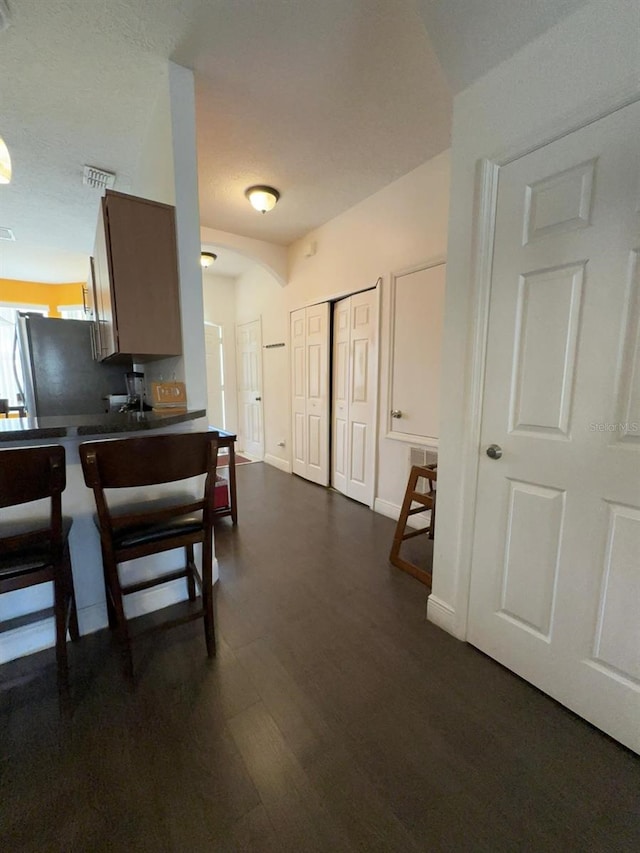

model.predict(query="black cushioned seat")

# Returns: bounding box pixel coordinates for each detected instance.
[111,513,202,550]
[0,518,73,578]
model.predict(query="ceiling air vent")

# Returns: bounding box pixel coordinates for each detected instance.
[83,165,116,191]
[0,226,15,241]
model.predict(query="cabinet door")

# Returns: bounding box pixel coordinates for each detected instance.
[93,200,117,359]
[105,192,182,358]
[86,257,99,360]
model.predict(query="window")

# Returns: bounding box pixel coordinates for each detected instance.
[58,305,87,320]
[0,304,48,407]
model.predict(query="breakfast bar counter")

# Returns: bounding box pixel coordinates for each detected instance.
[0,410,235,665]
[0,408,206,442]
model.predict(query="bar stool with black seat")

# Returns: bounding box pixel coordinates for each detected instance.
[79,431,219,680]
[0,444,79,691]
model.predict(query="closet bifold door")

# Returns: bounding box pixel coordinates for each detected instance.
[290,303,330,485]
[331,289,378,506]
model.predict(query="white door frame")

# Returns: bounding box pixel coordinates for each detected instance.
[441,93,640,642]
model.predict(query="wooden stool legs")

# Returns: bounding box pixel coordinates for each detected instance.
[389,465,437,587]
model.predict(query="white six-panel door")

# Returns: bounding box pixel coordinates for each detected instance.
[468,102,640,752]
[236,319,264,458]
[290,303,330,485]
[332,289,378,505]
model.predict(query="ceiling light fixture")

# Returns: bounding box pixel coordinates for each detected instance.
[245,185,280,213]
[0,136,12,184]
[200,251,217,268]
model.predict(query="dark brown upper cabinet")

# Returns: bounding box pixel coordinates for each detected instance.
[92,190,183,361]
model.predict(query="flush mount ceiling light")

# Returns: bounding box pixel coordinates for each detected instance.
[200,251,217,269]
[245,185,280,213]
[0,136,12,184]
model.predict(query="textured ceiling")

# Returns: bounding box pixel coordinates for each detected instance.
[413,0,589,93]
[0,0,588,281]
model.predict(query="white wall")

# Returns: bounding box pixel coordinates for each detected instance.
[431,0,640,638]
[235,265,291,468]
[286,150,451,510]
[142,63,207,410]
[202,273,239,433]
[200,226,288,285]
[133,66,175,206]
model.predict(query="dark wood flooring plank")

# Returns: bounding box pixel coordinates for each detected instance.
[227,700,355,853]
[2,463,639,853]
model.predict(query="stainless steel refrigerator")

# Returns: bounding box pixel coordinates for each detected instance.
[16,313,130,417]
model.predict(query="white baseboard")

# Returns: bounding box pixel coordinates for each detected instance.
[0,619,56,665]
[264,453,291,474]
[78,601,109,636]
[373,498,429,530]
[426,595,457,636]
[0,559,220,664]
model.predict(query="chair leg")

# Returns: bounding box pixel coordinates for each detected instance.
[185,543,197,602]
[53,570,70,692]
[102,559,118,630]
[389,467,420,565]
[102,548,134,680]
[202,533,216,658]
[65,544,80,642]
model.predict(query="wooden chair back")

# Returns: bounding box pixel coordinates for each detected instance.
[0,444,66,553]
[79,432,219,533]
[0,444,66,507]
[79,432,219,489]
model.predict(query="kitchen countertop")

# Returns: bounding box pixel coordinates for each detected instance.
[0,409,207,442]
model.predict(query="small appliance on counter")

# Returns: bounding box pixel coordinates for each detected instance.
[104,394,128,413]
[120,371,153,412]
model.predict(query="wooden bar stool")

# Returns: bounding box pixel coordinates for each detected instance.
[0,445,79,691]
[79,432,219,681]
[389,465,437,587]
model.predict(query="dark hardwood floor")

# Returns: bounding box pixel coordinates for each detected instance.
[2,463,639,852]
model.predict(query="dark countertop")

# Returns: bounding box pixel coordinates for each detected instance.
[0,409,208,443]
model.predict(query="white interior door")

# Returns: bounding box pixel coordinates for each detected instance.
[468,102,640,752]
[204,323,225,429]
[236,319,264,458]
[331,289,378,505]
[290,303,330,485]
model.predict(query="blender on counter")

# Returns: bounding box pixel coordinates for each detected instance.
[121,371,152,412]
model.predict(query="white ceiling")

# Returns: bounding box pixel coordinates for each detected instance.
[413,0,589,93]
[0,0,588,282]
